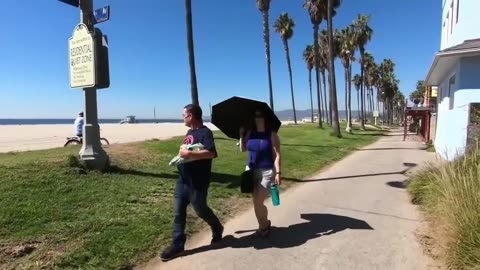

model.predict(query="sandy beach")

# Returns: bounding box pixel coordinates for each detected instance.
[0,123,219,153]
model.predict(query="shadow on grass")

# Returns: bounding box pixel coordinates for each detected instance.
[176,213,373,259]
[214,137,238,142]
[107,165,179,179]
[281,143,341,149]
[352,132,386,137]
[106,165,242,189]
[211,172,241,189]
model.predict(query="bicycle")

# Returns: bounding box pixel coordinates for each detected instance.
[64,136,110,147]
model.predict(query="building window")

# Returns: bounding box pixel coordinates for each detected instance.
[450,3,454,33]
[446,14,450,42]
[456,0,460,23]
[449,75,456,110]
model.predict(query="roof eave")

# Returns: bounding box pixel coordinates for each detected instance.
[425,47,480,86]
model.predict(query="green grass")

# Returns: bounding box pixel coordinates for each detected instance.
[408,146,480,269]
[0,124,382,269]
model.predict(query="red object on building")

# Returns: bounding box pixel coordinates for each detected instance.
[403,98,432,142]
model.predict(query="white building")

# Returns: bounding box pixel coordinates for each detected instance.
[425,0,480,160]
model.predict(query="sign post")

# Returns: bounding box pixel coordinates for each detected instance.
[73,0,108,170]
[373,110,379,126]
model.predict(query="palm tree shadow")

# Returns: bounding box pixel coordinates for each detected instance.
[178,213,373,258]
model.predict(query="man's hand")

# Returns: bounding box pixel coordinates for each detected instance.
[179,149,191,158]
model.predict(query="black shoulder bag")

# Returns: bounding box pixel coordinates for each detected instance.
[240,140,263,193]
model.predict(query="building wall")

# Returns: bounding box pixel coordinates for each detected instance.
[435,57,480,159]
[441,0,480,50]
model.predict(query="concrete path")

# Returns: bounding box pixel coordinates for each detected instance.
[142,130,439,270]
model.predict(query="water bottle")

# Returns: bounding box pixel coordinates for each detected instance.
[271,185,280,206]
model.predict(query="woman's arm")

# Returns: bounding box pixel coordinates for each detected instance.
[271,131,281,185]
[239,127,251,152]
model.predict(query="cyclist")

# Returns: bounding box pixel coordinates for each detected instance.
[74,112,84,138]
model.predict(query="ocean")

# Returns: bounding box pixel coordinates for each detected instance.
[0,119,184,125]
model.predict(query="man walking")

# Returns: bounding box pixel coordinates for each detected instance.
[160,104,224,261]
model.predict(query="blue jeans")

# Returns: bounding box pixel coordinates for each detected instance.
[172,178,222,248]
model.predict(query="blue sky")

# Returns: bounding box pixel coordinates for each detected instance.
[0,0,441,119]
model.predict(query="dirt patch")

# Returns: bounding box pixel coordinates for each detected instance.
[415,216,448,269]
[0,241,42,270]
[106,143,150,164]
[0,239,86,270]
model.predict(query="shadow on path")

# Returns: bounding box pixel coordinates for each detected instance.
[358,147,427,151]
[284,163,417,183]
[386,180,408,189]
[176,213,373,259]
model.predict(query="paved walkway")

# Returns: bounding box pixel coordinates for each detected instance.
[142,130,439,270]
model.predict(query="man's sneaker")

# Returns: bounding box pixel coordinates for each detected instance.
[211,225,224,244]
[160,245,184,262]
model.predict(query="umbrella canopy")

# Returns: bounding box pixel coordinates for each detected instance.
[211,96,281,139]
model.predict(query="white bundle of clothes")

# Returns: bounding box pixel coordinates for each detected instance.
[168,143,204,166]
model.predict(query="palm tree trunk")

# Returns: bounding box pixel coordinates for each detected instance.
[327,0,341,137]
[357,89,360,120]
[386,98,391,126]
[309,69,314,123]
[383,100,386,124]
[262,10,274,111]
[283,39,297,124]
[185,0,199,105]
[376,88,380,117]
[359,49,366,130]
[369,88,374,123]
[344,69,348,121]
[322,71,329,125]
[346,63,353,134]
[313,24,323,128]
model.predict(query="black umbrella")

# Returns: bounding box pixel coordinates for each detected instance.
[211,96,281,139]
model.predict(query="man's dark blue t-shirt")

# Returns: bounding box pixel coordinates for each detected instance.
[177,126,217,190]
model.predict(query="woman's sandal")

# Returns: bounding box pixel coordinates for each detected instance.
[256,220,272,238]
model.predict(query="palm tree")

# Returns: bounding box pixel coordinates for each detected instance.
[333,29,343,117]
[303,0,325,128]
[353,74,362,121]
[378,58,396,125]
[303,45,316,123]
[275,13,297,124]
[353,14,373,130]
[257,0,274,110]
[185,0,199,105]
[326,0,342,137]
[319,30,330,125]
[362,52,375,123]
[339,25,356,134]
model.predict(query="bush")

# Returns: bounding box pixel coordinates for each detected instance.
[408,146,480,269]
[65,154,82,168]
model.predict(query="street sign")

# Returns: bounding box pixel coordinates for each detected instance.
[69,24,96,88]
[58,0,79,7]
[93,6,110,24]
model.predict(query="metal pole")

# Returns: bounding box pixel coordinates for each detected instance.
[79,0,109,170]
